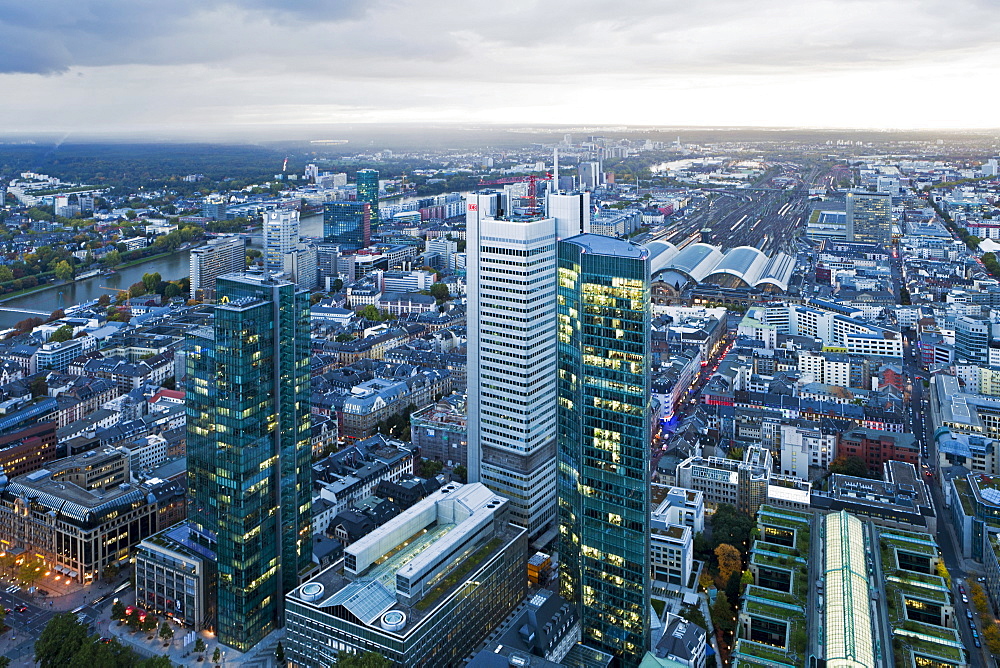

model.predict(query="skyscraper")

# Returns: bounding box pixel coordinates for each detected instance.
[186,272,312,650]
[845,190,892,245]
[356,169,380,229]
[467,190,593,539]
[467,193,559,538]
[556,234,651,667]
[189,235,246,300]
[323,201,371,250]
[263,208,300,272]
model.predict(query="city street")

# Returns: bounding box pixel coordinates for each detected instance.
[904,334,994,666]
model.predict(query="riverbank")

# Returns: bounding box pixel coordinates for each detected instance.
[0,247,191,308]
[0,280,65,307]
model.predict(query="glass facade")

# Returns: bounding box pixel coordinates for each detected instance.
[846,191,891,245]
[186,272,312,651]
[356,169,380,230]
[323,201,371,250]
[557,235,651,667]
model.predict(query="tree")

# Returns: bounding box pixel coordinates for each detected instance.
[275,641,285,663]
[103,250,122,267]
[418,459,444,478]
[54,260,74,282]
[97,293,112,307]
[452,465,467,483]
[358,304,383,321]
[129,281,147,298]
[29,376,48,398]
[140,615,158,633]
[163,282,182,300]
[213,647,222,664]
[34,613,91,668]
[335,333,356,342]
[710,504,754,550]
[934,561,951,588]
[158,621,173,642]
[715,543,743,584]
[194,638,206,654]
[111,600,127,621]
[49,324,74,343]
[48,308,65,321]
[331,277,344,292]
[829,455,869,478]
[428,283,450,301]
[142,272,162,294]
[984,624,1000,654]
[710,591,735,633]
[0,266,13,283]
[335,652,393,667]
[724,570,742,603]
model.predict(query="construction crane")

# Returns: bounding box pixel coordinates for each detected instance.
[100,286,132,319]
[476,174,552,212]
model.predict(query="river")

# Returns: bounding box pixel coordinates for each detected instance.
[0,250,192,330]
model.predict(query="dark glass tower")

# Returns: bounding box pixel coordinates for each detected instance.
[186,272,312,650]
[356,169,380,229]
[322,201,371,249]
[556,234,651,667]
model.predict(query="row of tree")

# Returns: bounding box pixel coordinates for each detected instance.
[35,613,172,668]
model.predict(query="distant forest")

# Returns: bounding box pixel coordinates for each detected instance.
[0,143,299,194]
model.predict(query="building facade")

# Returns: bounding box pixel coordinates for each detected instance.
[557,234,652,667]
[263,208,300,274]
[356,169,380,229]
[846,191,892,245]
[284,483,527,667]
[189,236,246,300]
[185,272,312,650]
[467,192,561,538]
[323,201,371,250]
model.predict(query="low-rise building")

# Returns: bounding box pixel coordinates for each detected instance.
[285,482,527,667]
[409,393,467,468]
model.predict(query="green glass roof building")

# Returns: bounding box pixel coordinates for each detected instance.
[356,169,380,230]
[186,271,313,650]
[557,234,652,667]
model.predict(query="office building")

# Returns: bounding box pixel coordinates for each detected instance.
[263,208,300,273]
[189,236,246,300]
[557,234,651,666]
[467,193,559,538]
[0,448,185,584]
[734,506,967,668]
[356,169,380,229]
[546,191,591,238]
[579,161,603,190]
[186,272,312,650]
[284,483,527,667]
[201,197,228,221]
[323,201,371,250]
[135,523,216,630]
[846,191,892,245]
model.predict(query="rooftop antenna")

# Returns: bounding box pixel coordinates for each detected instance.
[553,147,560,194]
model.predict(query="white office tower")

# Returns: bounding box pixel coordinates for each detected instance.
[467,191,560,538]
[189,235,246,300]
[546,191,592,238]
[263,208,300,273]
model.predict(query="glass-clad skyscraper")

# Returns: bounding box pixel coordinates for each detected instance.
[557,234,651,667]
[846,190,891,245]
[323,201,371,250]
[186,272,312,650]
[356,169,380,230]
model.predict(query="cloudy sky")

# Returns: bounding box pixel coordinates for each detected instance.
[2,0,999,138]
